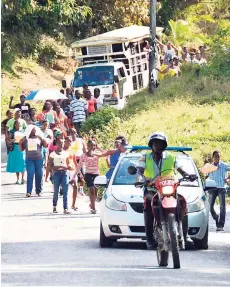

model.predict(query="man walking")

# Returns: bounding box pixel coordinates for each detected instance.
[207,151,230,232]
[70,90,88,134]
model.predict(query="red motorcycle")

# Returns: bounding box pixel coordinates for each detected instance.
[128,167,196,269]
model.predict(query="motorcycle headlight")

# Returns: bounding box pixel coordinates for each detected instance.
[105,195,127,211]
[187,198,205,213]
[161,186,174,196]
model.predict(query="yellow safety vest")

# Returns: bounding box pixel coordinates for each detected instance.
[144,152,176,179]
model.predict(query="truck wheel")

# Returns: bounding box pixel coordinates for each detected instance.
[168,213,180,269]
[193,225,208,250]
[100,222,115,248]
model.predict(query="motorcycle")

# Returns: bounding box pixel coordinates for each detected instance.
[128,166,197,269]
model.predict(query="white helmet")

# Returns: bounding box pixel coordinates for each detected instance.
[148,132,168,149]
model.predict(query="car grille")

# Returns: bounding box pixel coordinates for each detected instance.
[129,203,144,214]
[129,226,145,233]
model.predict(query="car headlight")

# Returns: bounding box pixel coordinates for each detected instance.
[105,195,127,211]
[187,198,205,213]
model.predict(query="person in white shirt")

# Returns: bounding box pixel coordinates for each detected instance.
[192,53,207,65]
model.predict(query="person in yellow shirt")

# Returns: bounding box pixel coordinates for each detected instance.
[157,59,180,79]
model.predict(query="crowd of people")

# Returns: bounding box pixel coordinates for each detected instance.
[1,91,128,214]
[155,41,207,79]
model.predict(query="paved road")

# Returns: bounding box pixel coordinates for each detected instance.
[1,146,230,286]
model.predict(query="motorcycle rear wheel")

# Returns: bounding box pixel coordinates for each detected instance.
[168,213,180,269]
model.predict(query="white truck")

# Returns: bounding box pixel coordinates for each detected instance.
[69,25,163,107]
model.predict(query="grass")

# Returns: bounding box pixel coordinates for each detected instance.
[116,70,230,167]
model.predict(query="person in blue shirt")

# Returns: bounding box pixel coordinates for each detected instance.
[208,150,230,232]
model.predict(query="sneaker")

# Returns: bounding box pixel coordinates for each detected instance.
[53,207,58,213]
[26,193,31,197]
[64,209,71,214]
[216,227,224,232]
[91,209,97,214]
[16,180,19,184]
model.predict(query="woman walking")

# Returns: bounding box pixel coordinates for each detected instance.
[47,139,71,214]
[73,140,99,214]
[19,125,48,197]
[6,120,26,184]
[37,101,57,129]
[53,103,68,137]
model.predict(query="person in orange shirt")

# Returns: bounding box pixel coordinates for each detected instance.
[37,101,57,130]
[85,90,97,115]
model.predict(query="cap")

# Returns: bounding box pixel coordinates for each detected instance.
[54,130,62,137]
[14,108,21,113]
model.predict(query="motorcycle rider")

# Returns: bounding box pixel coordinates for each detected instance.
[137,132,196,250]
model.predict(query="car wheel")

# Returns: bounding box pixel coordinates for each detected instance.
[193,225,208,250]
[100,222,115,248]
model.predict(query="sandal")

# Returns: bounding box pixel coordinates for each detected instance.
[16,180,19,184]
[71,206,78,211]
[91,209,97,214]
[26,193,31,197]
[21,179,25,185]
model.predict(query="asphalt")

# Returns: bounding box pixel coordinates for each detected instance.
[1,138,230,287]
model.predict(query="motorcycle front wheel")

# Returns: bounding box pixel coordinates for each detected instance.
[155,227,169,267]
[168,213,180,269]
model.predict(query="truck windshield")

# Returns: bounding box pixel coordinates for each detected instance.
[73,66,114,87]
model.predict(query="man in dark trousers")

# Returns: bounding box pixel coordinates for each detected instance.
[207,151,230,232]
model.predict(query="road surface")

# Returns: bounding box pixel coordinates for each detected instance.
[1,142,230,286]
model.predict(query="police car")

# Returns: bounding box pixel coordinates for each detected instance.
[95,146,216,249]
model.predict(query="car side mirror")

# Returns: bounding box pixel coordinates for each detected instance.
[94,175,108,187]
[127,166,137,175]
[62,79,67,89]
[204,178,217,191]
[114,75,119,83]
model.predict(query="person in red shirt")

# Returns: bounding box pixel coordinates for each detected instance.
[85,90,97,115]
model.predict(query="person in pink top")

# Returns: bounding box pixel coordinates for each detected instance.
[85,90,97,115]
[73,140,99,214]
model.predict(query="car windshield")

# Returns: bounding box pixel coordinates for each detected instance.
[73,66,114,87]
[112,155,199,187]
[177,157,199,187]
[113,157,141,185]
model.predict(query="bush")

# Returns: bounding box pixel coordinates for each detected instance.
[81,107,118,134]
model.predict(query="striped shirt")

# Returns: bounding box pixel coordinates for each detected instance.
[209,161,230,188]
[70,99,87,123]
[78,154,99,175]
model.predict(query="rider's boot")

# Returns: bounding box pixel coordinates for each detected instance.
[144,210,156,250]
[183,214,193,247]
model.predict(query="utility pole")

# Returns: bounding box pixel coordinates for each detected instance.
[149,0,157,93]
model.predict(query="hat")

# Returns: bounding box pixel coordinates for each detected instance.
[54,130,62,137]
[14,108,21,113]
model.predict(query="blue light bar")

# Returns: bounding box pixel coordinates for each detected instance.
[126,145,192,152]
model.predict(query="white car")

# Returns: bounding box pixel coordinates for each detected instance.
[95,152,214,249]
